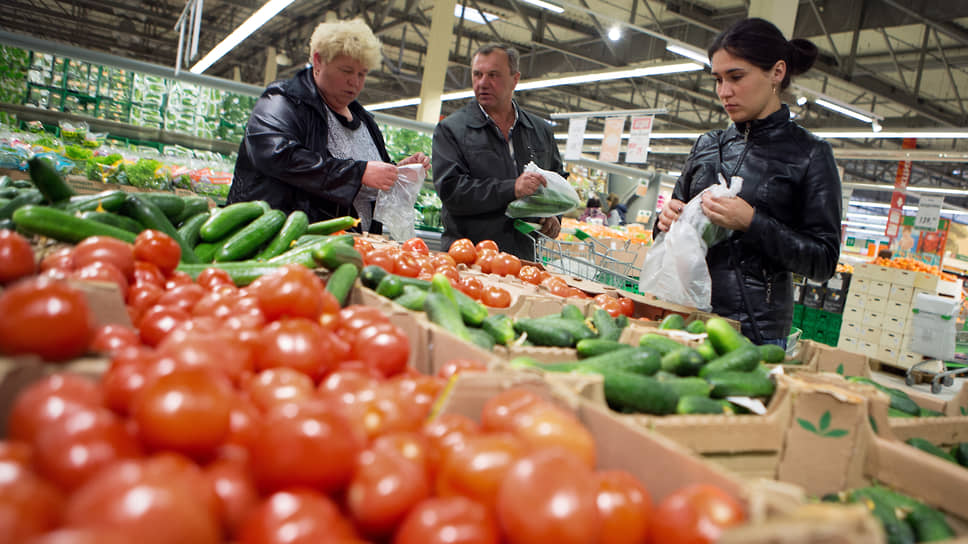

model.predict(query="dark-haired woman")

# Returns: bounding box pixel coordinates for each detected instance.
[654,18,841,347]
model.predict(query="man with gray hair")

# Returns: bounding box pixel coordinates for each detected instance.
[433,43,564,260]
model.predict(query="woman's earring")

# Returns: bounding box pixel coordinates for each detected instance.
[772,83,777,95]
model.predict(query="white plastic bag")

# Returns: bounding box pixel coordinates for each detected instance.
[506,162,581,218]
[638,174,743,310]
[374,163,426,241]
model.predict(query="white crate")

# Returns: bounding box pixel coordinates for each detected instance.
[897,351,922,368]
[876,346,899,363]
[883,315,906,334]
[845,292,866,309]
[842,306,863,323]
[850,277,870,294]
[868,281,891,298]
[861,341,879,357]
[884,300,910,319]
[893,270,916,287]
[938,279,962,298]
[879,330,902,350]
[888,284,913,304]
[840,320,862,339]
[862,311,883,327]
[838,336,860,354]
[866,295,888,312]
[860,326,881,343]
[914,272,939,292]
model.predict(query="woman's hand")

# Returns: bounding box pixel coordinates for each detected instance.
[398,152,430,170]
[702,193,754,231]
[361,161,398,190]
[656,198,686,232]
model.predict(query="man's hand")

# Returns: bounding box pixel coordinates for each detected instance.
[398,152,431,170]
[702,193,754,231]
[539,216,560,238]
[361,161,397,190]
[656,198,686,232]
[514,171,547,199]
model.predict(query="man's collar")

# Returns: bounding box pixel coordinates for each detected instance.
[471,99,533,129]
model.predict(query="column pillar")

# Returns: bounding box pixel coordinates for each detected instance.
[416,0,457,124]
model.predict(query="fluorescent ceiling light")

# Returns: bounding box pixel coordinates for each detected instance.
[369,61,703,111]
[845,181,968,197]
[608,26,622,41]
[190,0,294,74]
[844,227,887,238]
[455,5,499,24]
[814,130,968,139]
[520,0,564,13]
[667,170,682,177]
[666,42,709,66]
[796,96,808,106]
[814,98,874,124]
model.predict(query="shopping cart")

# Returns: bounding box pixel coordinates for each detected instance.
[529,225,641,294]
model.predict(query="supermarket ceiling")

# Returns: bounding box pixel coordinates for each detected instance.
[3,0,968,201]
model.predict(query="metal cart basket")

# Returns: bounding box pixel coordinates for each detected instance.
[532,229,641,294]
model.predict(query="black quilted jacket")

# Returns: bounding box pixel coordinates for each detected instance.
[657,105,842,341]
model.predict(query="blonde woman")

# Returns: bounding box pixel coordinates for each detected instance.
[229,18,429,232]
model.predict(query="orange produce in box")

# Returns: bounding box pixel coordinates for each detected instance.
[481,285,512,308]
[491,253,522,277]
[476,239,499,253]
[475,248,498,274]
[448,239,477,265]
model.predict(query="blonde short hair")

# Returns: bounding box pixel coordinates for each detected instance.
[309,18,382,70]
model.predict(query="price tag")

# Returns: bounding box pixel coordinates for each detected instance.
[914,195,943,231]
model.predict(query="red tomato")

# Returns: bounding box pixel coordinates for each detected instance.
[436,358,487,379]
[126,282,163,322]
[354,237,374,256]
[480,285,511,308]
[518,265,544,285]
[203,458,259,537]
[196,267,235,290]
[0,278,95,361]
[40,247,74,273]
[436,433,526,512]
[134,229,181,276]
[249,264,331,321]
[224,395,263,449]
[650,484,746,544]
[337,384,423,440]
[474,249,497,273]
[448,239,477,266]
[238,490,358,544]
[34,407,143,490]
[617,297,635,317]
[480,388,543,433]
[347,446,431,536]
[21,528,128,544]
[386,375,444,424]
[0,230,36,283]
[164,270,193,289]
[595,470,654,544]
[101,347,155,416]
[402,237,430,255]
[395,496,501,544]
[255,317,344,381]
[138,305,191,347]
[7,373,103,442]
[371,432,432,476]
[496,448,601,544]
[156,283,206,313]
[244,368,315,412]
[248,400,364,493]
[421,414,480,470]
[132,260,166,288]
[317,369,379,403]
[0,460,65,540]
[72,260,129,299]
[475,239,499,253]
[351,322,410,378]
[432,253,457,269]
[364,248,394,271]
[64,456,221,544]
[435,265,460,283]
[394,252,422,278]
[510,402,597,468]
[338,305,391,342]
[598,298,623,318]
[490,253,522,277]
[73,236,135,281]
[0,440,33,466]
[90,323,141,355]
[457,276,483,300]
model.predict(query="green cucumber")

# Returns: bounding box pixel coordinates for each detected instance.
[12,205,136,243]
[592,308,621,341]
[511,347,659,377]
[454,289,488,327]
[325,263,358,307]
[394,286,428,312]
[466,327,496,351]
[659,313,686,330]
[176,261,289,286]
[425,290,472,343]
[376,274,405,299]
[706,317,749,355]
[677,396,733,415]
[758,343,787,364]
[905,438,957,463]
[122,194,198,263]
[28,155,74,202]
[62,190,127,213]
[576,338,629,358]
[312,238,363,271]
[193,242,219,263]
[953,443,968,467]
[11,179,32,189]
[174,196,211,225]
[0,189,43,220]
[199,201,266,242]
[305,215,358,235]
[906,505,955,542]
[699,345,762,378]
[482,314,516,345]
[513,318,574,347]
[639,333,687,355]
[360,264,390,289]
[889,408,916,418]
[695,340,718,362]
[685,320,707,334]
[533,315,596,343]
[919,407,945,417]
[266,238,332,268]
[560,304,585,321]
[599,370,679,415]
[848,488,916,544]
[658,376,714,398]
[214,209,287,262]
[79,211,145,234]
[0,187,18,199]
[136,192,185,222]
[255,210,309,260]
[176,212,210,249]
[846,377,921,416]
[661,346,707,376]
[706,371,775,398]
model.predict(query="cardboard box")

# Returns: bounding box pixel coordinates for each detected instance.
[854,263,894,283]
[865,295,888,313]
[914,272,940,292]
[884,299,910,319]
[888,284,913,304]
[861,311,883,328]
[867,280,891,298]
[850,277,870,294]
[875,346,899,363]
[883,315,906,334]
[806,341,872,378]
[840,320,862,340]
[838,336,860,355]
[859,326,881,343]
[879,331,902,351]
[841,306,863,324]
[845,291,866,310]
[893,269,916,287]
[861,341,878,358]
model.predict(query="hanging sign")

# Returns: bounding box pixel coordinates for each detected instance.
[564,117,587,161]
[625,115,654,163]
[884,138,917,238]
[915,196,944,231]
[599,116,625,163]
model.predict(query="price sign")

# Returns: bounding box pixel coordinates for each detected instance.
[914,196,943,231]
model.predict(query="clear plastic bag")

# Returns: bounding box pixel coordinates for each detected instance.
[506,162,581,218]
[638,174,742,310]
[374,163,426,241]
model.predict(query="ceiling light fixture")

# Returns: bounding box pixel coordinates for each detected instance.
[190,0,294,74]
[368,61,703,110]
[665,42,709,66]
[608,26,622,41]
[796,96,808,106]
[814,98,874,124]
[454,4,500,24]
[520,0,564,13]
[871,120,882,133]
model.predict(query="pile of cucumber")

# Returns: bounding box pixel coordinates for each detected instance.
[822,485,954,543]
[845,376,945,418]
[512,316,780,416]
[904,438,968,469]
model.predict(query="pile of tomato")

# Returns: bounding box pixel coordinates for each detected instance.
[0,229,744,543]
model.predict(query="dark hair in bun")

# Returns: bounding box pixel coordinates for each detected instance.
[707,18,818,90]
